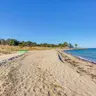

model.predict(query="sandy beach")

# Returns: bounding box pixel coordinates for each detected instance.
[0,50,96,96]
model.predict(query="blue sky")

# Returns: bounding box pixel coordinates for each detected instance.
[0,0,96,47]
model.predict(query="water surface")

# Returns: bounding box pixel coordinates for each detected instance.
[64,48,96,63]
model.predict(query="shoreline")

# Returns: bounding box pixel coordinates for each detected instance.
[63,49,96,65]
[58,50,96,80]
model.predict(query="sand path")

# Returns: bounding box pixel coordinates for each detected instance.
[0,50,96,96]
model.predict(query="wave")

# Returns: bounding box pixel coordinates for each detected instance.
[76,56,96,64]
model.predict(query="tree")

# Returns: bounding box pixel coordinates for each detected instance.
[58,43,63,48]
[63,42,69,47]
[6,39,11,45]
[42,43,48,47]
[75,44,78,48]
[58,43,62,47]
[8,39,19,46]
[9,40,15,46]
[0,39,6,45]
[69,43,74,48]
[19,41,26,47]
[31,42,37,46]
[0,38,78,49]
[25,41,32,46]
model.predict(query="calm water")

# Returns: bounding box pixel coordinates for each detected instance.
[64,48,96,63]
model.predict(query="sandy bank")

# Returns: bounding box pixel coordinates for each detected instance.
[0,50,96,96]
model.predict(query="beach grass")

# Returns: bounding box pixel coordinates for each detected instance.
[0,45,57,54]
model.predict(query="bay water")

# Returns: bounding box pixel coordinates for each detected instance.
[64,48,96,63]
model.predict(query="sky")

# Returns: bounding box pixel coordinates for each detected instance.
[0,0,96,47]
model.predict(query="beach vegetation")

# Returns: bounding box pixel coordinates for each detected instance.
[63,42,69,47]
[75,44,78,48]
[69,43,74,48]
[0,38,77,48]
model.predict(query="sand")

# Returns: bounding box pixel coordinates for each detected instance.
[0,50,96,96]
[0,53,20,61]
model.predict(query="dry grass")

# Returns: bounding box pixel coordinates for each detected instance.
[0,45,52,54]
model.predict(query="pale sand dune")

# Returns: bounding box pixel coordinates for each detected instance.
[0,50,96,96]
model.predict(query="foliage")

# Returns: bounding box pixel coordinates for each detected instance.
[75,44,78,48]
[69,43,74,48]
[0,39,6,45]
[63,42,69,47]
[0,38,75,48]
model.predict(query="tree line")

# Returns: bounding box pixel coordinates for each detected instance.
[0,39,77,48]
